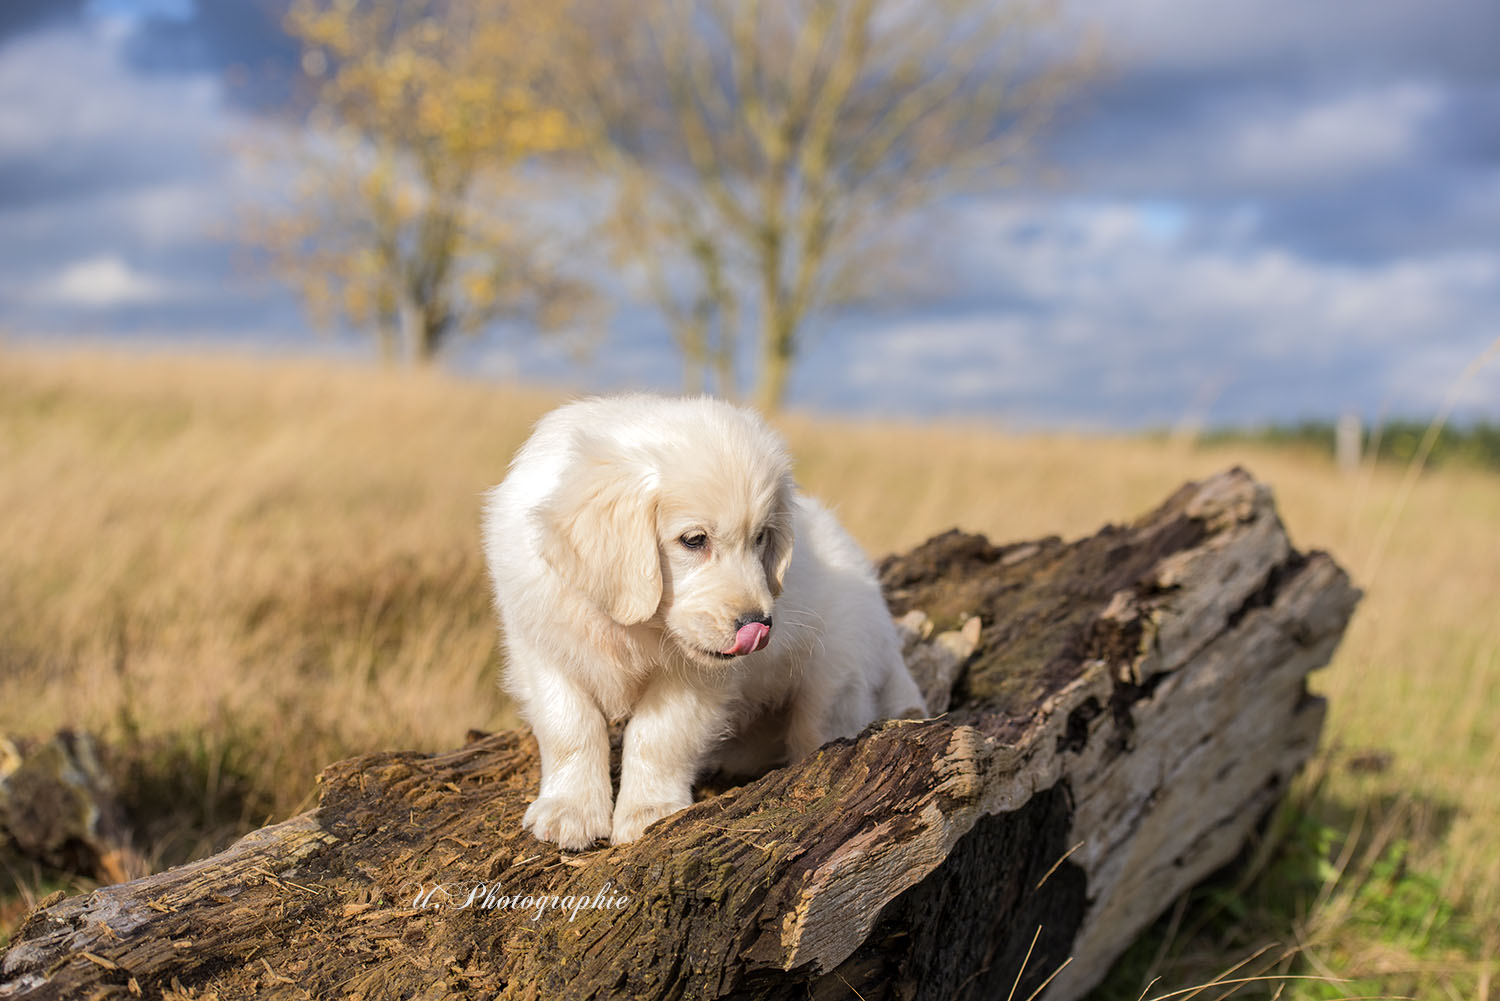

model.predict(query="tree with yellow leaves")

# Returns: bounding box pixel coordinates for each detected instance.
[261,0,586,363]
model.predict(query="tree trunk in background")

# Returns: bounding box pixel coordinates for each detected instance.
[676,320,709,395]
[375,322,400,365]
[755,324,794,413]
[711,344,737,402]
[404,298,448,365]
[0,469,1359,1001]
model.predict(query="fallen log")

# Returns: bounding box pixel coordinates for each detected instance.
[0,731,148,887]
[0,468,1358,1001]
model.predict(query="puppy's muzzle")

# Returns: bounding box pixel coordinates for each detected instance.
[722,614,772,656]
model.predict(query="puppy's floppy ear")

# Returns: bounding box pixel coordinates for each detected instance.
[536,434,662,625]
[762,476,796,597]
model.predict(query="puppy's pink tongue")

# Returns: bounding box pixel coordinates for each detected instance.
[724,622,770,656]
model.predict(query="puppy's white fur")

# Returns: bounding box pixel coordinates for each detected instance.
[483,394,925,849]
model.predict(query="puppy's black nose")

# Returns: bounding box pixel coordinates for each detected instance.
[734,612,772,631]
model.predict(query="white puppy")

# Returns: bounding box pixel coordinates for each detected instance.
[482,394,925,849]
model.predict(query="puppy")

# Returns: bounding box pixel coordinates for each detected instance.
[482,394,925,849]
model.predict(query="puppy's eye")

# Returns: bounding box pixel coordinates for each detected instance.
[755,528,768,547]
[680,532,708,550]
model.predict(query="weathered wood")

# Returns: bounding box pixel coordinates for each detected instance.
[0,731,148,887]
[0,468,1359,1001]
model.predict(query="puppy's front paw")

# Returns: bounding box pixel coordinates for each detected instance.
[611,795,691,845]
[523,794,612,851]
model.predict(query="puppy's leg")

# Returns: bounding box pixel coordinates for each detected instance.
[786,672,879,762]
[612,674,730,844]
[879,651,929,720]
[711,702,793,777]
[520,666,613,851]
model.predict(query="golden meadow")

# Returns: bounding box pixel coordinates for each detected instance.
[2,348,1496,997]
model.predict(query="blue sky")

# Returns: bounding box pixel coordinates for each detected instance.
[1,0,1497,427]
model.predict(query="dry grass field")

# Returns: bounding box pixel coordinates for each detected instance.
[1,347,1496,998]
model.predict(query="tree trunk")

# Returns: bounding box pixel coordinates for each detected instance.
[755,328,793,413]
[375,321,400,366]
[674,318,708,395]
[403,300,445,366]
[753,261,795,413]
[711,342,737,402]
[0,469,1358,1001]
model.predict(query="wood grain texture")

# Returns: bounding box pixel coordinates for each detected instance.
[0,468,1359,1001]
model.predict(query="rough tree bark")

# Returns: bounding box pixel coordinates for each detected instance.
[0,468,1358,1001]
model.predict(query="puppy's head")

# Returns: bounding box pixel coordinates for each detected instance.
[536,401,794,666]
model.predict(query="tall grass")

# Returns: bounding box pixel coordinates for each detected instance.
[1,347,1496,996]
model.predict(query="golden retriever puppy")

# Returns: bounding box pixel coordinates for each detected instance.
[482,394,925,849]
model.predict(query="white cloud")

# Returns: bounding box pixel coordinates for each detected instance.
[1067,0,1488,78]
[35,255,172,308]
[962,197,1497,340]
[1383,338,1500,413]
[828,195,1500,422]
[0,20,225,161]
[1228,83,1444,183]
[0,17,273,324]
[1051,79,1452,195]
[1,179,231,251]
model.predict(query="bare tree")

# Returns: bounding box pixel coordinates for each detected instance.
[568,0,1096,408]
[256,0,588,364]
